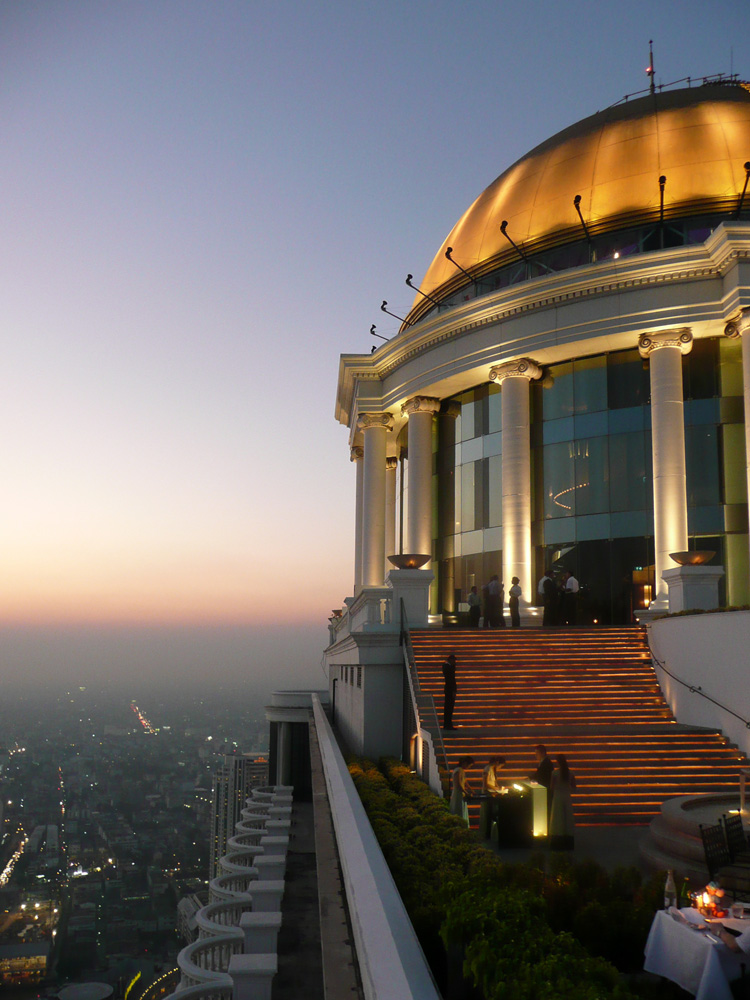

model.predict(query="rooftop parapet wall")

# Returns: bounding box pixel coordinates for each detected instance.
[647,610,750,756]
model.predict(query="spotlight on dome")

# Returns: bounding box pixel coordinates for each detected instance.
[573,195,594,258]
[381,300,408,325]
[737,161,750,218]
[405,274,441,308]
[499,220,530,263]
[445,247,475,286]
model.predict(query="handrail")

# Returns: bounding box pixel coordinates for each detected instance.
[650,649,750,730]
[399,599,450,788]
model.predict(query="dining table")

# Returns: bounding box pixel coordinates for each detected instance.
[644,906,750,1000]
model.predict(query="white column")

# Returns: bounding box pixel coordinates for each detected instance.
[489,359,542,606]
[351,446,364,593]
[639,329,693,609]
[401,396,440,559]
[358,412,393,587]
[385,456,398,577]
[725,308,750,574]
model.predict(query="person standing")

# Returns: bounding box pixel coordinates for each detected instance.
[541,570,557,627]
[487,574,505,628]
[467,585,481,628]
[442,652,458,730]
[509,577,522,628]
[563,570,579,626]
[450,755,475,824]
[549,754,577,850]
[480,755,507,839]
[528,743,553,789]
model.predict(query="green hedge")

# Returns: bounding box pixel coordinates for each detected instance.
[348,756,667,1000]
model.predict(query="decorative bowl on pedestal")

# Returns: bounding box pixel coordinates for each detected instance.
[669,551,716,566]
[387,554,431,570]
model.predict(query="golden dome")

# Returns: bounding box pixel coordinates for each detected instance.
[409,84,750,324]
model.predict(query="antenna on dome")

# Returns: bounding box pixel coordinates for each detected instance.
[573,196,595,261]
[445,247,475,285]
[499,221,530,263]
[406,274,441,308]
[369,324,390,343]
[381,300,408,325]
[736,162,750,219]
[647,40,655,95]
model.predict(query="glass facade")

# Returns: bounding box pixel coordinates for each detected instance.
[430,339,749,624]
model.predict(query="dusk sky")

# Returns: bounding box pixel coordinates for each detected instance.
[0,1,747,695]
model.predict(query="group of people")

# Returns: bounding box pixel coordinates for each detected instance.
[465,569,580,628]
[537,569,579,626]
[449,743,577,850]
[467,575,523,629]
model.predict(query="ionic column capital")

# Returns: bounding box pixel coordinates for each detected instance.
[638,328,693,358]
[724,308,750,339]
[440,401,461,420]
[350,446,364,462]
[488,358,542,384]
[401,396,441,417]
[385,457,398,471]
[357,412,394,432]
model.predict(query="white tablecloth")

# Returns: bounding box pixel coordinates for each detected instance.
[644,909,750,1000]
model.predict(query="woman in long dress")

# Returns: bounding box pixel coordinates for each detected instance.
[549,754,576,850]
[450,755,475,825]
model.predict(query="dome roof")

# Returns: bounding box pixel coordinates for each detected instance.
[409,83,750,323]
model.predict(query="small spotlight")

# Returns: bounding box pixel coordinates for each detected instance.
[613,251,620,259]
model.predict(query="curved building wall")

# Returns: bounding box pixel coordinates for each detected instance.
[436,337,748,624]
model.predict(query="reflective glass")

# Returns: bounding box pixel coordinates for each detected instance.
[544,442,576,518]
[608,432,650,512]
[686,425,719,506]
[574,412,608,439]
[573,356,607,413]
[461,462,475,531]
[608,407,645,433]
[488,455,502,528]
[607,351,649,409]
[461,399,476,441]
[684,339,718,400]
[685,398,719,425]
[488,385,502,433]
[574,437,609,515]
[544,363,574,419]
[543,416,575,445]
[719,338,744,396]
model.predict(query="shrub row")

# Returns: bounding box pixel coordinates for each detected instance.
[349,756,665,1000]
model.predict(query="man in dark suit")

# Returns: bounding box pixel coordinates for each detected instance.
[529,743,553,788]
[442,652,458,730]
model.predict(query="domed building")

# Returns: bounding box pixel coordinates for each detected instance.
[335,80,750,629]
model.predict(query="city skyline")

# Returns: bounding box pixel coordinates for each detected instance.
[1,1,747,695]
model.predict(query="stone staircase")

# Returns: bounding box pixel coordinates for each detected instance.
[410,627,747,827]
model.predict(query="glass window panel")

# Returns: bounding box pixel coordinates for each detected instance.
[488,455,502,528]
[719,337,744,396]
[461,436,483,464]
[543,416,575,445]
[461,462,475,531]
[610,510,653,538]
[575,513,611,541]
[684,398,719,426]
[475,458,486,529]
[608,406,645,434]
[574,437,609,515]
[484,431,503,458]
[543,362,574,420]
[461,400,476,441]
[609,432,649,512]
[573,356,607,413]
[454,459,461,533]
[574,412,608,439]
[688,506,724,534]
[488,385,502,433]
[544,518,576,546]
[544,442,576,519]
[686,425,719,507]
[722,424,748,506]
[607,350,649,409]
[683,339,717,400]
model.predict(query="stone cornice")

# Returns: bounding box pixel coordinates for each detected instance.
[335,224,750,428]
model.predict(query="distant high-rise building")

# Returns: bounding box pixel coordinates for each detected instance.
[208,754,267,878]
